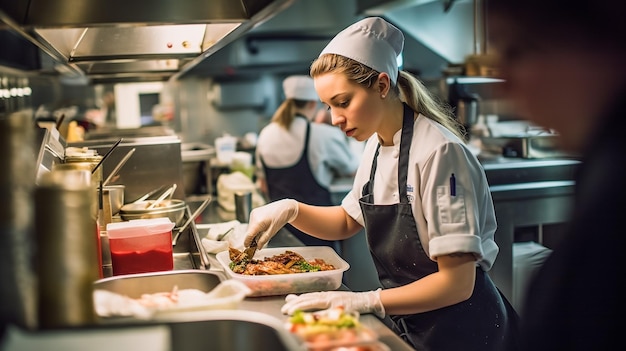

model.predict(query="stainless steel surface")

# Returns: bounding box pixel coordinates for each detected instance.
[359,0,477,63]
[181,143,214,196]
[203,247,414,351]
[4,311,305,351]
[173,196,212,246]
[482,135,571,159]
[70,136,185,202]
[457,95,480,130]
[61,156,104,187]
[480,157,580,304]
[102,147,135,186]
[120,199,186,226]
[173,206,210,270]
[35,170,100,328]
[192,217,414,351]
[101,185,125,215]
[0,0,295,82]
[93,310,304,351]
[1,111,38,330]
[94,270,223,299]
[146,184,176,209]
[234,191,252,223]
[33,127,66,184]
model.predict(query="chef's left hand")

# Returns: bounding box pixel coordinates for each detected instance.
[281,289,385,318]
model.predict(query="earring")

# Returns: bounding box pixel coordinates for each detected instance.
[381,94,386,99]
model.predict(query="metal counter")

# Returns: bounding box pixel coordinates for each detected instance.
[480,155,580,307]
[326,155,582,312]
[188,199,415,351]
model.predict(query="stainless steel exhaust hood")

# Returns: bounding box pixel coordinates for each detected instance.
[0,0,294,83]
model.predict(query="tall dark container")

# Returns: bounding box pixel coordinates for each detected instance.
[0,110,38,331]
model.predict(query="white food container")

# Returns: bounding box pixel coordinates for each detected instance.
[216,246,350,297]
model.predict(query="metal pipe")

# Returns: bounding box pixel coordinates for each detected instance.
[473,0,487,55]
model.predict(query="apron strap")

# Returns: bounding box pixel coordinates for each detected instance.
[398,103,415,203]
[361,103,415,203]
[362,144,381,199]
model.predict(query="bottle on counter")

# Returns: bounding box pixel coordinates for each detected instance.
[0,110,38,331]
[35,169,100,329]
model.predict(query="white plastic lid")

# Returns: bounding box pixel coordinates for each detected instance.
[106,218,175,238]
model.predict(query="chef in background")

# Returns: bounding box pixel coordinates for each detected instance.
[245,17,519,350]
[255,75,359,251]
[488,0,626,350]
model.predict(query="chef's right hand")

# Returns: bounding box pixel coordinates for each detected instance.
[244,199,299,249]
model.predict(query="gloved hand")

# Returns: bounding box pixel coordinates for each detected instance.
[281,289,385,318]
[244,199,299,249]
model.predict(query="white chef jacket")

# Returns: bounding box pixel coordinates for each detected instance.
[342,114,499,271]
[256,117,360,188]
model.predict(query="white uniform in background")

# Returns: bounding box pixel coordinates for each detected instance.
[256,118,359,189]
[341,113,499,271]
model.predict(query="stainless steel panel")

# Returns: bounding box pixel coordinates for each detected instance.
[0,0,295,81]
[482,135,572,159]
[94,270,223,299]
[69,135,185,202]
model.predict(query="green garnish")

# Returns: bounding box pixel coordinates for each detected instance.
[294,260,321,272]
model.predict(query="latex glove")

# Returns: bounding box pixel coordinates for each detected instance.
[281,289,385,318]
[244,199,299,249]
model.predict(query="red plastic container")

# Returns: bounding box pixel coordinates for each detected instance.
[106,218,175,276]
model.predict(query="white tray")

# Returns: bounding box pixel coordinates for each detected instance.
[216,246,349,297]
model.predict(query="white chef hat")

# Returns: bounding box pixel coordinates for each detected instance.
[282,75,319,101]
[320,17,404,84]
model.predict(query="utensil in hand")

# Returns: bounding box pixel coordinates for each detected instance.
[232,236,257,263]
[243,238,258,260]
[146,184,176,209]
[102,148,135,186]
[92,138,123,174]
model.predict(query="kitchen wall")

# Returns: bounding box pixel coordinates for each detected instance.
[167,74,285,146]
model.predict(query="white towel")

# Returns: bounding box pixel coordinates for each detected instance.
[201,220,248,254]
[94,280,252,319]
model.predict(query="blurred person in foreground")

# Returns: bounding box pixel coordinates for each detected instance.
[255,75,359,251]
[245,17,519,350]
[487,1,626,350]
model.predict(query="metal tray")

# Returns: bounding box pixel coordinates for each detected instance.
[94,269,223,299]
[481,134,570,159]
[172,206,210,270]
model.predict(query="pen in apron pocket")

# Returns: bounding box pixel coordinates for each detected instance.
[450,173,456,196]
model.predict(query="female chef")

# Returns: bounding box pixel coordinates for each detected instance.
[245,17,519,350]
[255,75,359,251]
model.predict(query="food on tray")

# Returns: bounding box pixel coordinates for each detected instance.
[216,247,349,297]
[286,307,380,350]
[228,247,336,275]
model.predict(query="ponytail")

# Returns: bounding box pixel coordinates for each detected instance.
[271,99,296,129]
[311,54,465,141]
[396,71,465,141]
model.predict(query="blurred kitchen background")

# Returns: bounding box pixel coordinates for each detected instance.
[1,0,578,312]
[1,0,515,146]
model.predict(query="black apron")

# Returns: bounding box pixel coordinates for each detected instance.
[260,117,339,250]
[358,103,519,351]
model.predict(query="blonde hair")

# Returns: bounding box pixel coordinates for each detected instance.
[310,54,465,141]
[271,99,310,129]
